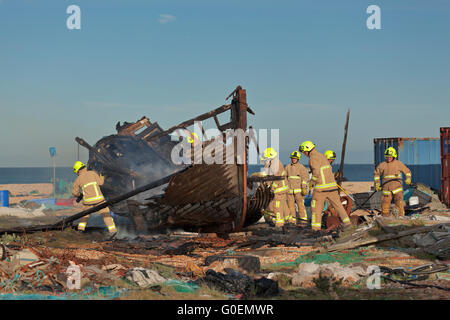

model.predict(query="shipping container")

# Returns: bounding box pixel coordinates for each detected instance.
[374,137,441,191]
[440,128,450,207]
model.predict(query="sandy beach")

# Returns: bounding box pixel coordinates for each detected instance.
[341,181,373,194]
[0,183,54,204]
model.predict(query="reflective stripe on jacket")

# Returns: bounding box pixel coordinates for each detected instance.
[308,149,338,191]
[374,159,411,192]
[264,157,289,194]
[285,162,309,193]
[72,169,105,205]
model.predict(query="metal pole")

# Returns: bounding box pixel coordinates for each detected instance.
[53,157,56,197]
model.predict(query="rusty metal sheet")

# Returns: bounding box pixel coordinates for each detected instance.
[441,128,450,207]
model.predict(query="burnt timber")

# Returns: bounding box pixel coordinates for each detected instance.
[76,86,273,233]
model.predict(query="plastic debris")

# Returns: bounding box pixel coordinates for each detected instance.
[164,280,199,293]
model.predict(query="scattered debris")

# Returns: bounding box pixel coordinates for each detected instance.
[322,220,450,252]
[292,262,366,288]
[125,267,166,288]
[196,268,279,299]
[16,249,40,267]
[204,255,261,274]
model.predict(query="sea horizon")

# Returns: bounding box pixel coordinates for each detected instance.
[0,164,375,184]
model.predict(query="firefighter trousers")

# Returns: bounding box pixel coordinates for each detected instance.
[287,192,307,223]
[271,192,290,227]
[311,189,350,230]
[78,203,117,233]
[381,190,404,216]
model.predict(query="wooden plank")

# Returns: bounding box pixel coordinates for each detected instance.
[323,222,450,252]
[144,104,232,141]
[213,115,221,129]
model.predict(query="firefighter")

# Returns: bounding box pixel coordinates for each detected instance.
[261,148,290,227]
[324,150,336,165]
[374,147,412,216]
[285,151,309,226]
[325,149,342,180]
[72,161,117,235]
[299,141,352,231]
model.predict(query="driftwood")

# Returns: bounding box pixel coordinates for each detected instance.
[380,216,448,226]
[322,221,450,252]
[375,217,397,234]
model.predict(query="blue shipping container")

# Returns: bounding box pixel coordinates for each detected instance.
[374,137,441,191]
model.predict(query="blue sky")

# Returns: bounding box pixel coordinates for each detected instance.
[0,0,449,167]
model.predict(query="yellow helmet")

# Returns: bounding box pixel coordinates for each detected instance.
[73,161,86,174]
[262,147,278,160]
[325,150,336,160]
[290,150,301,160]
[187,132,199,144]
[299,141,315,153]
[385,147,397,158]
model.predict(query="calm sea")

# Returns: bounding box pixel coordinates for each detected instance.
[0,164,374,184]
[0,167,76,184]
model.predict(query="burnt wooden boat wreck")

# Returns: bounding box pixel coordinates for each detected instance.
[75,86,274,233]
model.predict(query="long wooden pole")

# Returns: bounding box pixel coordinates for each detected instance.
[338,109,350,185]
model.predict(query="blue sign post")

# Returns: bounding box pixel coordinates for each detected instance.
[49,147,56,197]
[49,147,56,158]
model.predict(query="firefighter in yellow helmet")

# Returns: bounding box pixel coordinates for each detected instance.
[374,147,411,216]
[71,161,117,236]
[285,151,309,226]
[299,141,352,231]
[324,150,336,165]
[325,149,341,180]
[260,148,290,227]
